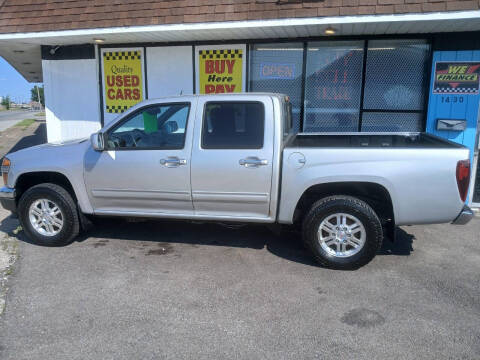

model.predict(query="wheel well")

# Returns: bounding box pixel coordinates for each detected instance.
[15,172,77,203]
[294,182,394,226]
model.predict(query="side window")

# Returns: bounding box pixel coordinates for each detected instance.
[106,103,190,150]
[202,102,264,149]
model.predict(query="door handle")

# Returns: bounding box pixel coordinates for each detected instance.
[160,157,187,167]
[239,157,268,168]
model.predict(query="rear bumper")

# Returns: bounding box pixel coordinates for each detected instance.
[451,205,474,225]
[0,186,16,214]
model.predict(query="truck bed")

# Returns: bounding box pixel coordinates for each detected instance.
[279,131,469,226]
[288,132,463,149]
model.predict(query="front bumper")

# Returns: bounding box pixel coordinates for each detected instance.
[0,186,16,213]
[451,205,474,225]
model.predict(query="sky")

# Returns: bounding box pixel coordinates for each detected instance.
[0,56,42,104]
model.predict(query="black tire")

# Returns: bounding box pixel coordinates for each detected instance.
[18,183,80,247]
[302,195,383,270]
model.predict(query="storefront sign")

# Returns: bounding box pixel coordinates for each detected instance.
[103,50,144,113]
[198,49,243,94]
[260,63,295,80]
[433,62,480,94]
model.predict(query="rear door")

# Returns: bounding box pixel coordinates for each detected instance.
[190,96,275,219]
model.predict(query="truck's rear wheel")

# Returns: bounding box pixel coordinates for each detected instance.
[302,195,383,270]
[18,183,79,247]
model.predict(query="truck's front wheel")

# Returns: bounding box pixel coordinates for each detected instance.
[18,183,79,247]
[302,196,383,270]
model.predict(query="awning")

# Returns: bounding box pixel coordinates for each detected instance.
[1,10,480,82]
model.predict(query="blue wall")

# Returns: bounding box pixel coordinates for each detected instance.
[426,50,480,165]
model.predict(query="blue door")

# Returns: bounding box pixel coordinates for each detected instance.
[426,50,480,204]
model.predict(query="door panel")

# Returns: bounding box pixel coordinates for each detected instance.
[85,149,192,213]
[190,96,274,218]
[84,101,195,215]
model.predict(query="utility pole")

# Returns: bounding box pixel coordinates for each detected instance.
[36,85,42,109]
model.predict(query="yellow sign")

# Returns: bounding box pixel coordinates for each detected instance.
[199,49,243,94]
[103,50,143,113]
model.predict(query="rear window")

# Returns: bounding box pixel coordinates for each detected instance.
[202,102,264,149]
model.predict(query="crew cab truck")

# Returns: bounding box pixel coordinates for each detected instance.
[0,93,474,269]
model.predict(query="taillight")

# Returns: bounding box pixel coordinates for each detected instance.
[456,159,470,202]
[1,157,10,186]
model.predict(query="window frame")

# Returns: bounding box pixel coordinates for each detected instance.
[303,40,365,133]
[248,42,304,132]
[359,39,431,132]
[247,38,431,133]
[201,101,266,150]
[104,102,191,151]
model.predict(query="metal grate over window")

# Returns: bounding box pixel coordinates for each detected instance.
[361,112,423,132]
[248,39,430,133]
[360,39,430,133]
[363,40,430,111]
[304,41,364,132]
[249,43,304,132]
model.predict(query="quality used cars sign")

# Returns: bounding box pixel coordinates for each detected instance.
[103,50,144,113]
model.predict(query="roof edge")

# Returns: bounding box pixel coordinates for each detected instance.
[0,10,479,41]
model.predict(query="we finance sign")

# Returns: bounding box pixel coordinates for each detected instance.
[433,62,480,95]
[197,46,245,94]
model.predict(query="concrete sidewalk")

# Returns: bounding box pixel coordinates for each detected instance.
[0,110,45,133]
[0,119,46,317]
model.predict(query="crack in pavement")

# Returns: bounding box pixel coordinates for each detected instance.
[0,211,20,316]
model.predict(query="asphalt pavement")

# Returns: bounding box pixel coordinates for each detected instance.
[0,118,478,359]
[0,213,478,360]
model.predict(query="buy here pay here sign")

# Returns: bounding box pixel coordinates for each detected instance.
[198,47,244,94]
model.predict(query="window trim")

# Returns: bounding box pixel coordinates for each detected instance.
[201,100,266,150]
[105,101,191,151]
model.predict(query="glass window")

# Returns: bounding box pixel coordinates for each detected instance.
[249,43,303,131]
[202,102,264,149]
[106,103,190,149]
[363,39,429,111]
[246,39,429,133]
[361,112,423,132]
[304,41,364,132]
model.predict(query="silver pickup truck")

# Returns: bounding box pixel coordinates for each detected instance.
[0,93,474,269]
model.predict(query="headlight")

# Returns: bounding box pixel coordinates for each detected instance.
[1,157,11,186]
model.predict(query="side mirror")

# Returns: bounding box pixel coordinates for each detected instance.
[90,132,105,151]
[163,121,178,134]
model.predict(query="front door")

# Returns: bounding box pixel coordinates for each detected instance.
[190,96,275,219]
[84,101,195,215]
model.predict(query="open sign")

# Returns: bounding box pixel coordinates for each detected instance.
[260,63,295,80]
